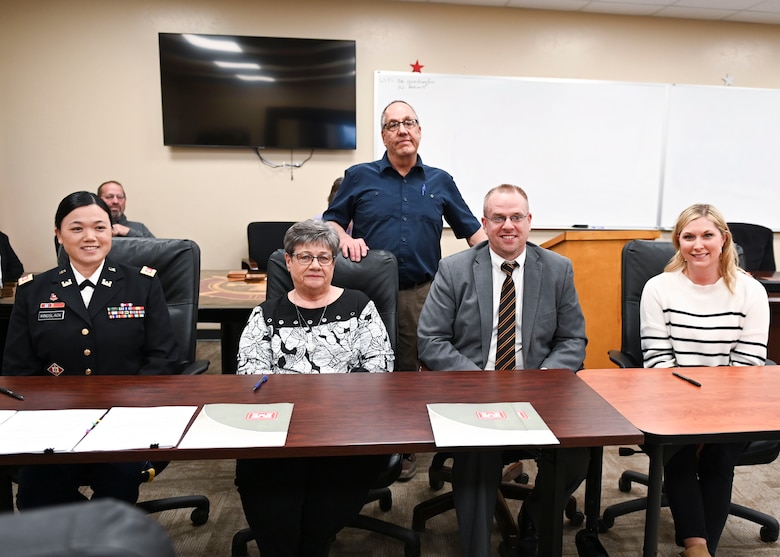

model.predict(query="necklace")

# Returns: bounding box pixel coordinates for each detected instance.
[292,291,328,336]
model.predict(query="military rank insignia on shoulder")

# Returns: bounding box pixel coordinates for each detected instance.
[140,266,157,277]
[17,273,34,286]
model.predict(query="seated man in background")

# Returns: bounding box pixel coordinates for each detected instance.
[98,180,155,238]
[0,229,24,371]
[0,229,24,289]
[418,184,589,557]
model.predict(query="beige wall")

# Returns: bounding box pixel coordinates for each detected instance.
[2,0,779,271]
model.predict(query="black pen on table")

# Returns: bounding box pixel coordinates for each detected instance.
[0,386,24,401]
[252,375,268,392]
[672,371,702,388]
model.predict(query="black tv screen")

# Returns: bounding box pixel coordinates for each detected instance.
[158,33,357,150]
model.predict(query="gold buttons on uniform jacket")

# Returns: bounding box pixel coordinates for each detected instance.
[83,349,91,356]
[84,369,92,375]
[81,328,89,336]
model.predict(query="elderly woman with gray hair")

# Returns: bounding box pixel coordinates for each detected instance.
[235,219,394,557]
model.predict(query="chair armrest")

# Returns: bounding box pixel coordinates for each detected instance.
[372,454,402,488]
[180,359,211,375]
[241,257,258,271]
[739,440,780,466]
[607,350,637,369]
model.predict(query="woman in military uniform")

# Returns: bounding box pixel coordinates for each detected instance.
[1,191,178,509]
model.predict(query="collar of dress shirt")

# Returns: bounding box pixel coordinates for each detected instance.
[71,260,106,288]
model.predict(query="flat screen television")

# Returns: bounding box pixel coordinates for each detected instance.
[158,33,357,150]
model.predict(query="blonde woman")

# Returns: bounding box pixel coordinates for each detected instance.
[640,203,769,557]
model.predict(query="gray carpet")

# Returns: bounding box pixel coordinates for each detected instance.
[139,341,780,556]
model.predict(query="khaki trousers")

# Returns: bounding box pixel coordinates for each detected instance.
[396,281,431,371]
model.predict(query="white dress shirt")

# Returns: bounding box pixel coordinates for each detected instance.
[72,261,105,307]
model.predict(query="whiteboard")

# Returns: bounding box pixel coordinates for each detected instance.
[374,71,667,229]
[660,84,780,229]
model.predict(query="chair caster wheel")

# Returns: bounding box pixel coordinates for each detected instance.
[760,525,779,542]
[514,472,530,484]
[574,529,609,557]
[618,477,632,492]
[379,492,393,512]
[190,508,209,526]
[568,510,585,526]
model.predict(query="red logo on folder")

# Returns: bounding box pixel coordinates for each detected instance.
[246,411,278,420]
[476,411,507,420]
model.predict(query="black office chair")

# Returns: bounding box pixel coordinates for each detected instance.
[601,239,780,542]
[241,221,296,273]
[0,499,177,557]
[231,248,420,557]
[101,238,210,525]
[727,222,776,272]
[56,237,210,376]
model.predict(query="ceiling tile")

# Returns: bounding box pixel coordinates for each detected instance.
[387,0,780,23]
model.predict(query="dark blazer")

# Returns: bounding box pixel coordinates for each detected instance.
[2,258,178,376]
[418,241,587,372]
[0,231,24,285]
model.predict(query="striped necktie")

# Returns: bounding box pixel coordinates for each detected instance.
[495,261,518,370]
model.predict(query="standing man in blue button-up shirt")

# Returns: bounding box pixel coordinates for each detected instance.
[324,100,485,376]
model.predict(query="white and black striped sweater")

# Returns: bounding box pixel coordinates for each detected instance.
[640,270,769,368]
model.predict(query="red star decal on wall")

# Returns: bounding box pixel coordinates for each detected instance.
[410,60,424,73]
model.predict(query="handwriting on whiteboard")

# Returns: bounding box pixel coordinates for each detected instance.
[378,75,437,90]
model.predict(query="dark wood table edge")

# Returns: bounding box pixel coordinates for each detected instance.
[0,370,643,557]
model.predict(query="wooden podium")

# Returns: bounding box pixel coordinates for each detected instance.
[541,230,660,369]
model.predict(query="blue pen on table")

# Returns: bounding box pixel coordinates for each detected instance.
[253,375,269,392]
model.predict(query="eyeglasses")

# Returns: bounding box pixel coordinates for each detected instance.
[485,214,528,224]
[291,253,335,266]
[382,119,419,132]
[102,194,125,201]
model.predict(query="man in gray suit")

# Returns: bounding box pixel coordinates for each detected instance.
[418,184,589,557]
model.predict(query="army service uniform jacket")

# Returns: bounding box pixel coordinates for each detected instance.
[2,258,178,376]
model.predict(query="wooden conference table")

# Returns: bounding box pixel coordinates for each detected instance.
[197,270,266,374]
[0,369,642,557]
[754,271,780,294]
[580,366,780,557]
